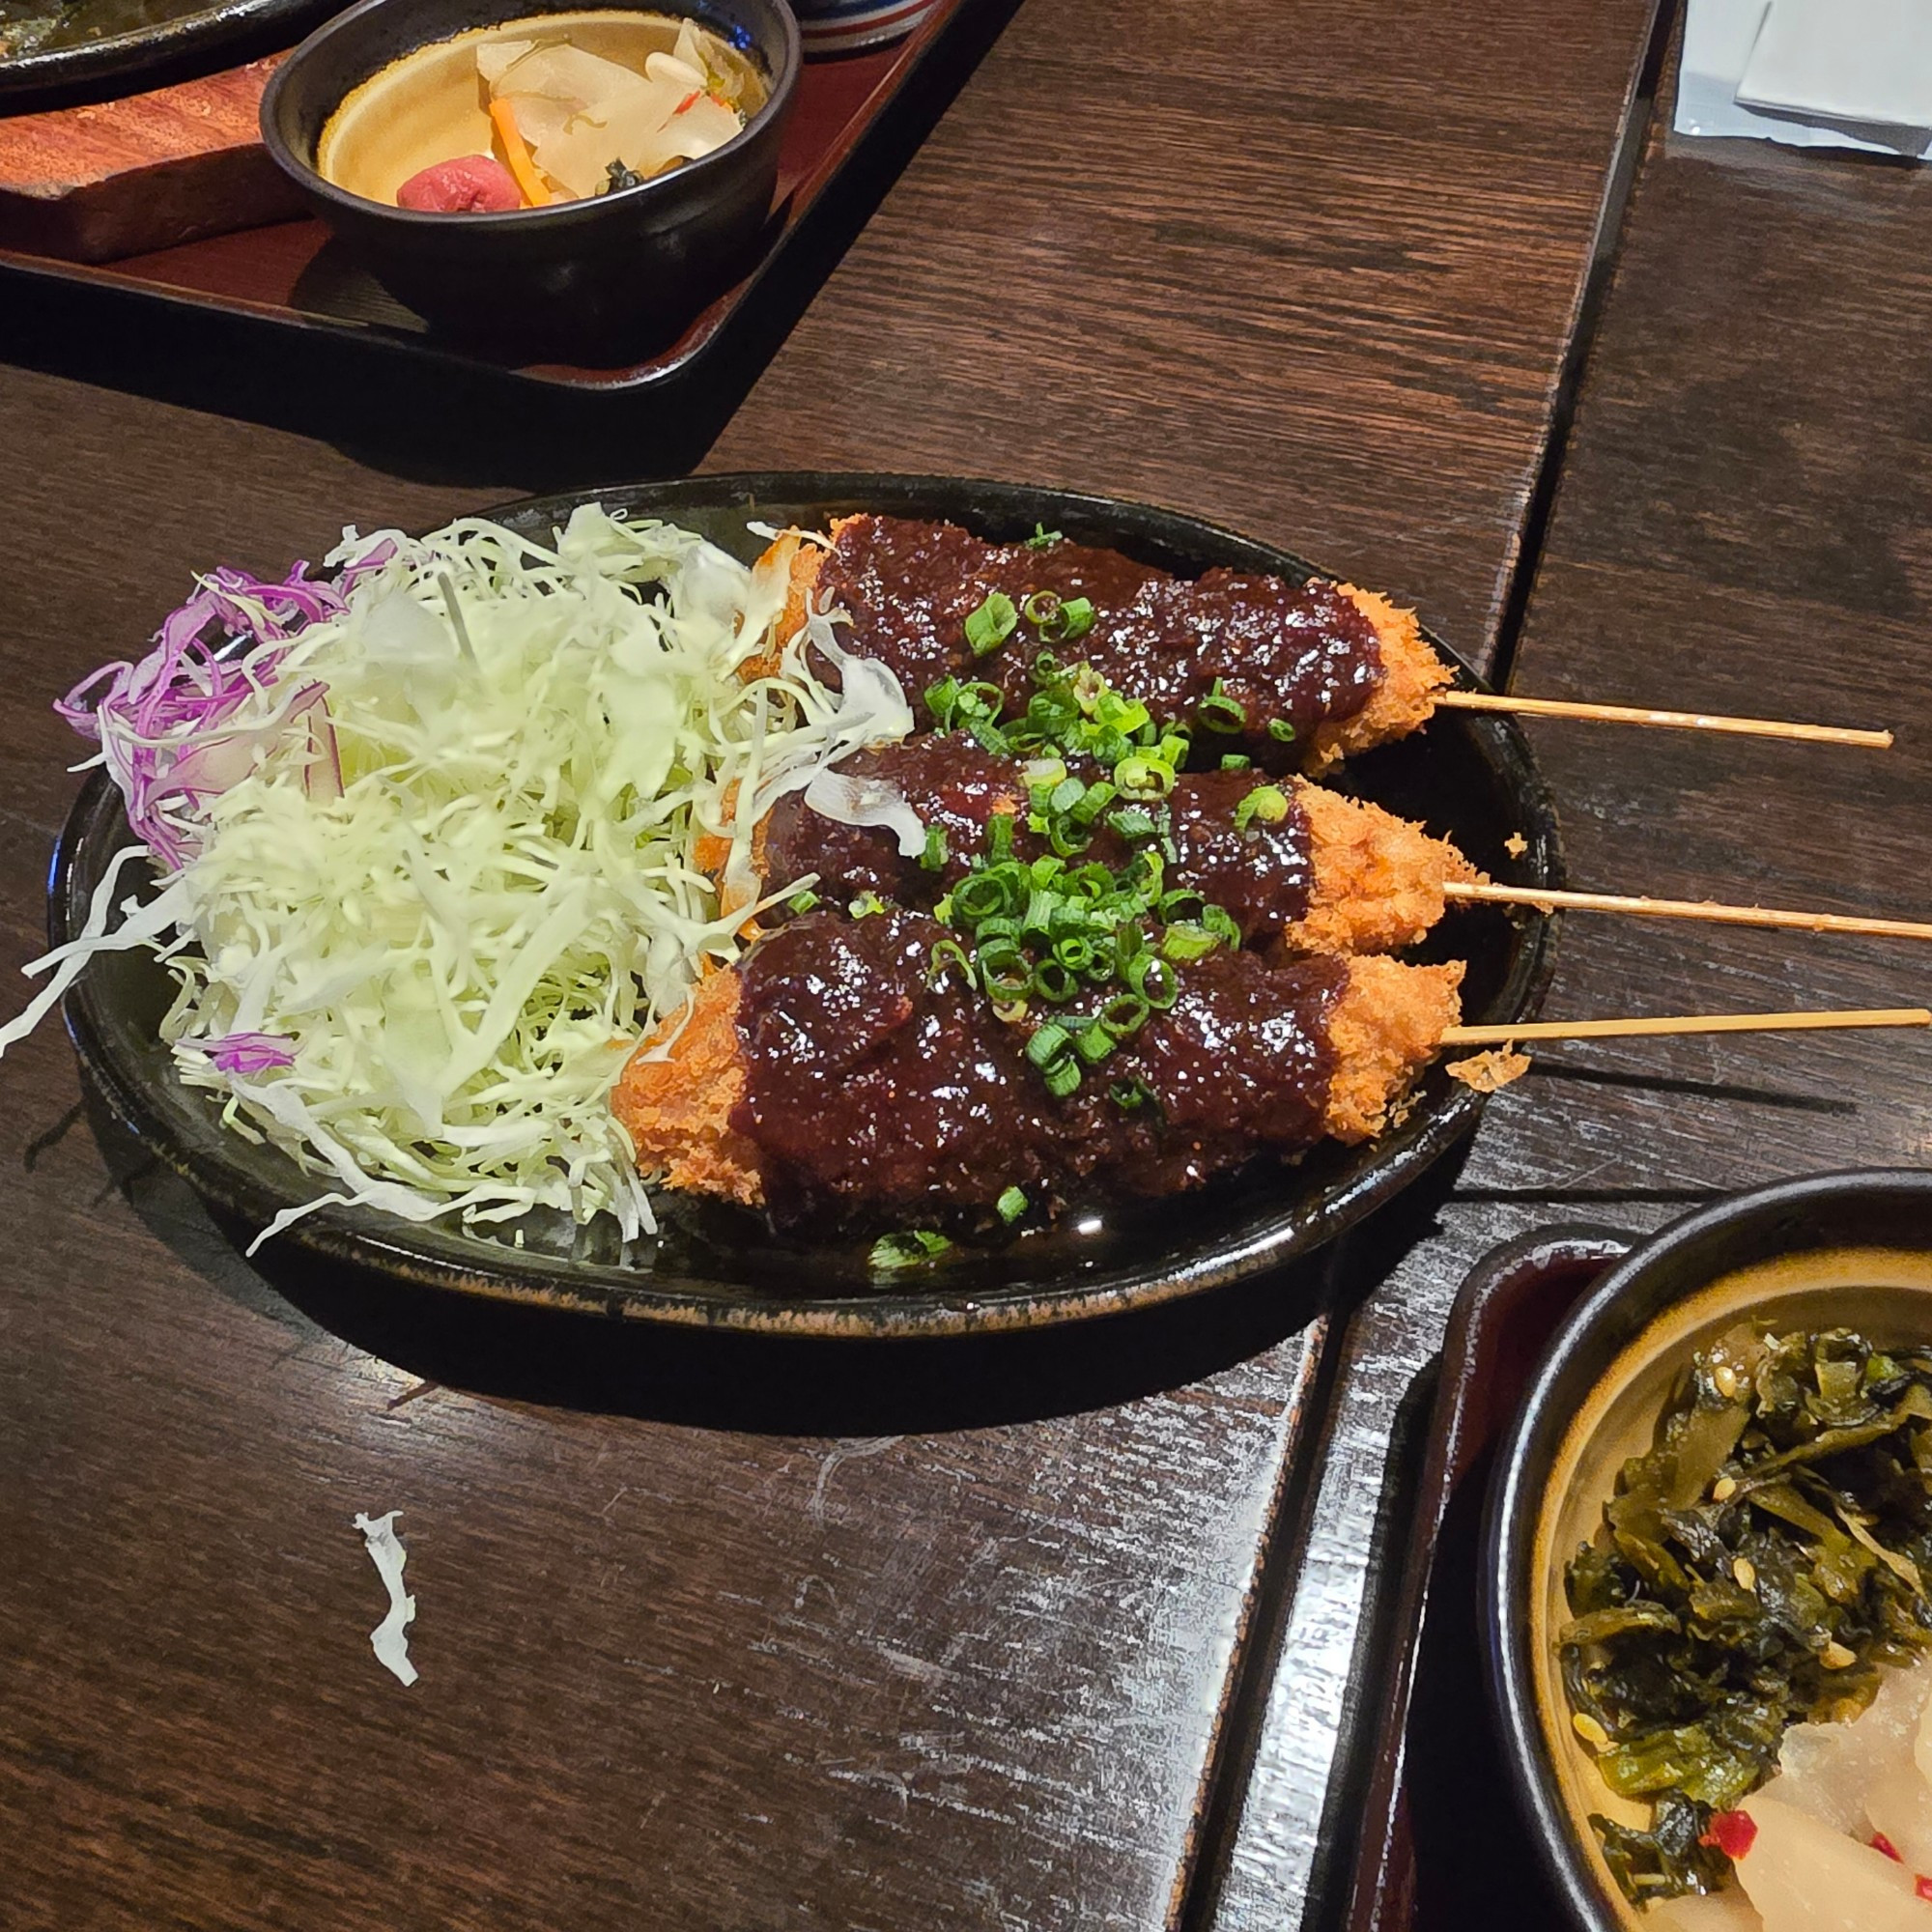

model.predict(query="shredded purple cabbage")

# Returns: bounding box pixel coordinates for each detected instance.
[196,1033,299,1075]
[55,561,349,871]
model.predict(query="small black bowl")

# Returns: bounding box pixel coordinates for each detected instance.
[259,0,800,357]
[1482,1168,1932,1932]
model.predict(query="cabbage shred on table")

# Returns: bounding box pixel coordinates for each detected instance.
[0,504,912,1247]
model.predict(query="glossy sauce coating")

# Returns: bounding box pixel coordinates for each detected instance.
[812,515,1387,756]
[730,909,1346,1227]
[761,740,1317,945]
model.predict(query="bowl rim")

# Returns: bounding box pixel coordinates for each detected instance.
[258,0,802,228]
[1479,1164,1932,1931]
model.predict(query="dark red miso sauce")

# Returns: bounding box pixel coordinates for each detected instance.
[811,515,1387,758]
[728,909,1347,1230]
[761,740,1319,947]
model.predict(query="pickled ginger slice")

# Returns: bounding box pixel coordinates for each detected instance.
[1730,1794,1931,1932]
[1648,1891,1764,1932]
[1866,1764,1932,1875]
[1760,1648,1932,1834]
[474,36,534,83]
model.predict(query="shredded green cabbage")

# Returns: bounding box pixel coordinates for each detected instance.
[6,505,911,1251]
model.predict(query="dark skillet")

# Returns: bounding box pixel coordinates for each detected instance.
[49,473,1562,1340]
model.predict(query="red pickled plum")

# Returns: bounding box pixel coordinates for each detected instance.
[395,156,523,213]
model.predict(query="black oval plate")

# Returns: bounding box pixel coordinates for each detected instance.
[0,0,333,111]
[52,473,1562,1338]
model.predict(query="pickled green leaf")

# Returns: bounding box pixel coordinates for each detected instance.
[1559,1323,1932,1904]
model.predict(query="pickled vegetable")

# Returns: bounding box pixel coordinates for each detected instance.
[1560,1326,1932,1903]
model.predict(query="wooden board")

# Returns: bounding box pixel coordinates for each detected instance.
[0,56,298,262]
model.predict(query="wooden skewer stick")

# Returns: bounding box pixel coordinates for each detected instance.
[1443,881,1932,943]
[1442,1009,1932,1047]
[1438,689,1893,750]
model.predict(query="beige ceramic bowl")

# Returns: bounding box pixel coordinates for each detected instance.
[315,11,768,207]
[1484,1171,1932,1931]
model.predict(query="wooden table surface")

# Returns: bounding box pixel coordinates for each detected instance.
[19,2,1931,1928]
[1220,40,1932,1930]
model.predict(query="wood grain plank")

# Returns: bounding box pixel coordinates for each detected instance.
[1208,56,1932,1932]
[0,369,1325,1932]
[710,0,1665,672]
[0,0,1672,1919]
[0,58,298,262]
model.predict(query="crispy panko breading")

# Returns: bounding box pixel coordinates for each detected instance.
[735,523,839,685]
[1447,1046,1532,1094]
[1285,783,1482,957]
[611,969,765,1208]
[1322,955,1463,1143]
[696,760,1479,963]
[739,531,1455,780]
[614,952,1461,1200]
[1308,585,1458,775]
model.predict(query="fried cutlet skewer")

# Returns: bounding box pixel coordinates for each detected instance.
[701,736,1481,960]
[747,519,1890,767]
[710,731,1932,967]
[612,910,1463,1226]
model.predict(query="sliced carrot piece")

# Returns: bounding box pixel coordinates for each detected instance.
[488,99,553,208]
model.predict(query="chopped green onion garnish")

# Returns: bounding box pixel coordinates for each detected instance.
[1115,755,1175,799]
[1161,923,1220,962]
[996,1185,1029,1223]
[1234,784,1291,831]
[924,675,961,726]
[1197,680,1246,733]
[1025,524,1063,550]
[1068,780,1115,827]
[1124,952,1179,1009]
[1041,1057,1082,1098]
[870,1230,953,1270]
[1026,1021,1071,1067]
[1022,590,1062,626]
[1220,753,1252,770]
[1056,598,1095,642]
[928,938,973,983]
[1099,992,1150,1037]
[953,873,1009,921]
[1032,959,1078,1002]
[921,823,950,871]
[987,811,1016,863]
[848,892,887,918]
[1053,935,1096,974]
[1074,1022,1115,1065]
[1267,718,1297,743]
[1106,806,1157,841]
[1109,1076,1151,1111]
[785,890,821,915]
[964,590,1019,656]
[1203,905,1242,948]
